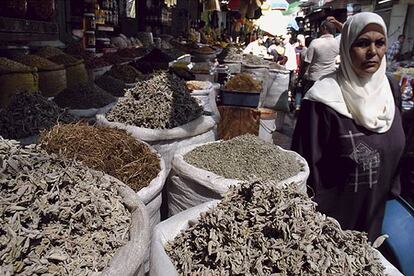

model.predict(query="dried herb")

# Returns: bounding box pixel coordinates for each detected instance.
[36,46,65,58]
[0,139,131,275]
[0,92,76,139]
[186,80,211,91]
[107,71,202,129]
[166,180,385,275]
[224,73,262,92]
[243,54,269,66]
[40,123,161,192]
[219,46,243,63]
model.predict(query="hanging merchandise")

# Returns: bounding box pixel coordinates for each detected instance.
[204,0,221,11]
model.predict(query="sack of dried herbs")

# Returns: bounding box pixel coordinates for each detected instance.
[150,180,403,276]
[39,123,168,233]
[168,134,309,216]
[96,71,217,173]
[0,138,150,276]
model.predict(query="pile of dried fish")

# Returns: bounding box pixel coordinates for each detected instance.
[185,134,301,182]
[220,46,243,62]
[95,75,127,97]
[0,139,131,275]
[107,71,202,129]
[105,64,144,83]
[166,180,385,275]
[224,73,262,92]
[40,124,160,192]
[0,92,75,139]
[243,54,269,66]
[53,82,116,109]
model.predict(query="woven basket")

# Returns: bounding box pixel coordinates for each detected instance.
[66,61,88,89]
[38,67,67,97]
[0,72,39,107]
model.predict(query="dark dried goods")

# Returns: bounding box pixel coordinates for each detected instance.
[53,82,116,109]
[48,53,81,66]
[0,92,76,139]
[107,71,202,129]
[106,64,144,83]
[0,57,35,74]
[40,124,161,192]
[243,54,269,66]
[166,180,385,275]
[13,54,63,71]
[95,75,126,97]
[36,46,65,58]
[0,139,131,275]
[185,134,301,182]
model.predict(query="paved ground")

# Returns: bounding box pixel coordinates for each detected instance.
[272,111,297,150]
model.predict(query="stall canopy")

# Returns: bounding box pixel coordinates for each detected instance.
[255,10,291,36]
[267,0,289,11]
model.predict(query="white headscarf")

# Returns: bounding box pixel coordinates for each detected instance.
[304,12,395,133]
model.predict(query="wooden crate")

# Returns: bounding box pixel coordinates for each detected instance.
[217,106,260,140]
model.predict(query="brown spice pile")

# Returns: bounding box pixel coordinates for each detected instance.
[48,53,81,66]
[224,73,262,92]
[40,124,161,192]
[0,57,35,74]
[106,64,144,83]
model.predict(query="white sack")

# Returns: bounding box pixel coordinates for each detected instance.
[263,68,290,112]
[150,200,403,276]
[168,140,310,216]
[98,173,150,276]
[68,101,117,118]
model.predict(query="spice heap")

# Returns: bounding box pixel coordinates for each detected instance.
[224,73,262,92]
[0,139,131,275]
[190,62,213,74]
[0,92,76,139]
[95,74,127,97]
[193,46,216,55]
[53,82,116,110]
[103,52,131,65]
[12,55,62,71]
[186,80,211,91]
[48,53,81,66]
[166,180,385,275]
[220,46,243,62]
[36,46,65,58]
[131,48,172,74]
[185,134,301,182]
[40,124,161,192]
[0,57,35,74]
[243,54,269,66]
[118,47,149,59]
[83,54,111,69]
[162,48,186,60]
[106,64,144,83]
[107,71,202,129]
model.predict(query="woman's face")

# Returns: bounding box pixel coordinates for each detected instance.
[349,23,387,78]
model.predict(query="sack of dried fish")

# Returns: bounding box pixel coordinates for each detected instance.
[169,134,309,216]
[224,73,262,92]
[242,54,270,68]
[105,64,145,84]
[39,123,167,231]
[151,180,403,276]
[12,54,67,97]
[0,138,150,276]
[0,57,39,107]
[53,82,116,117]
[95,74,127,97]
[96,71,217,172]
[0,92,76,141]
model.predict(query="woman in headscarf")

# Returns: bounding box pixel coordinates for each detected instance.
[291,12,405,241]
